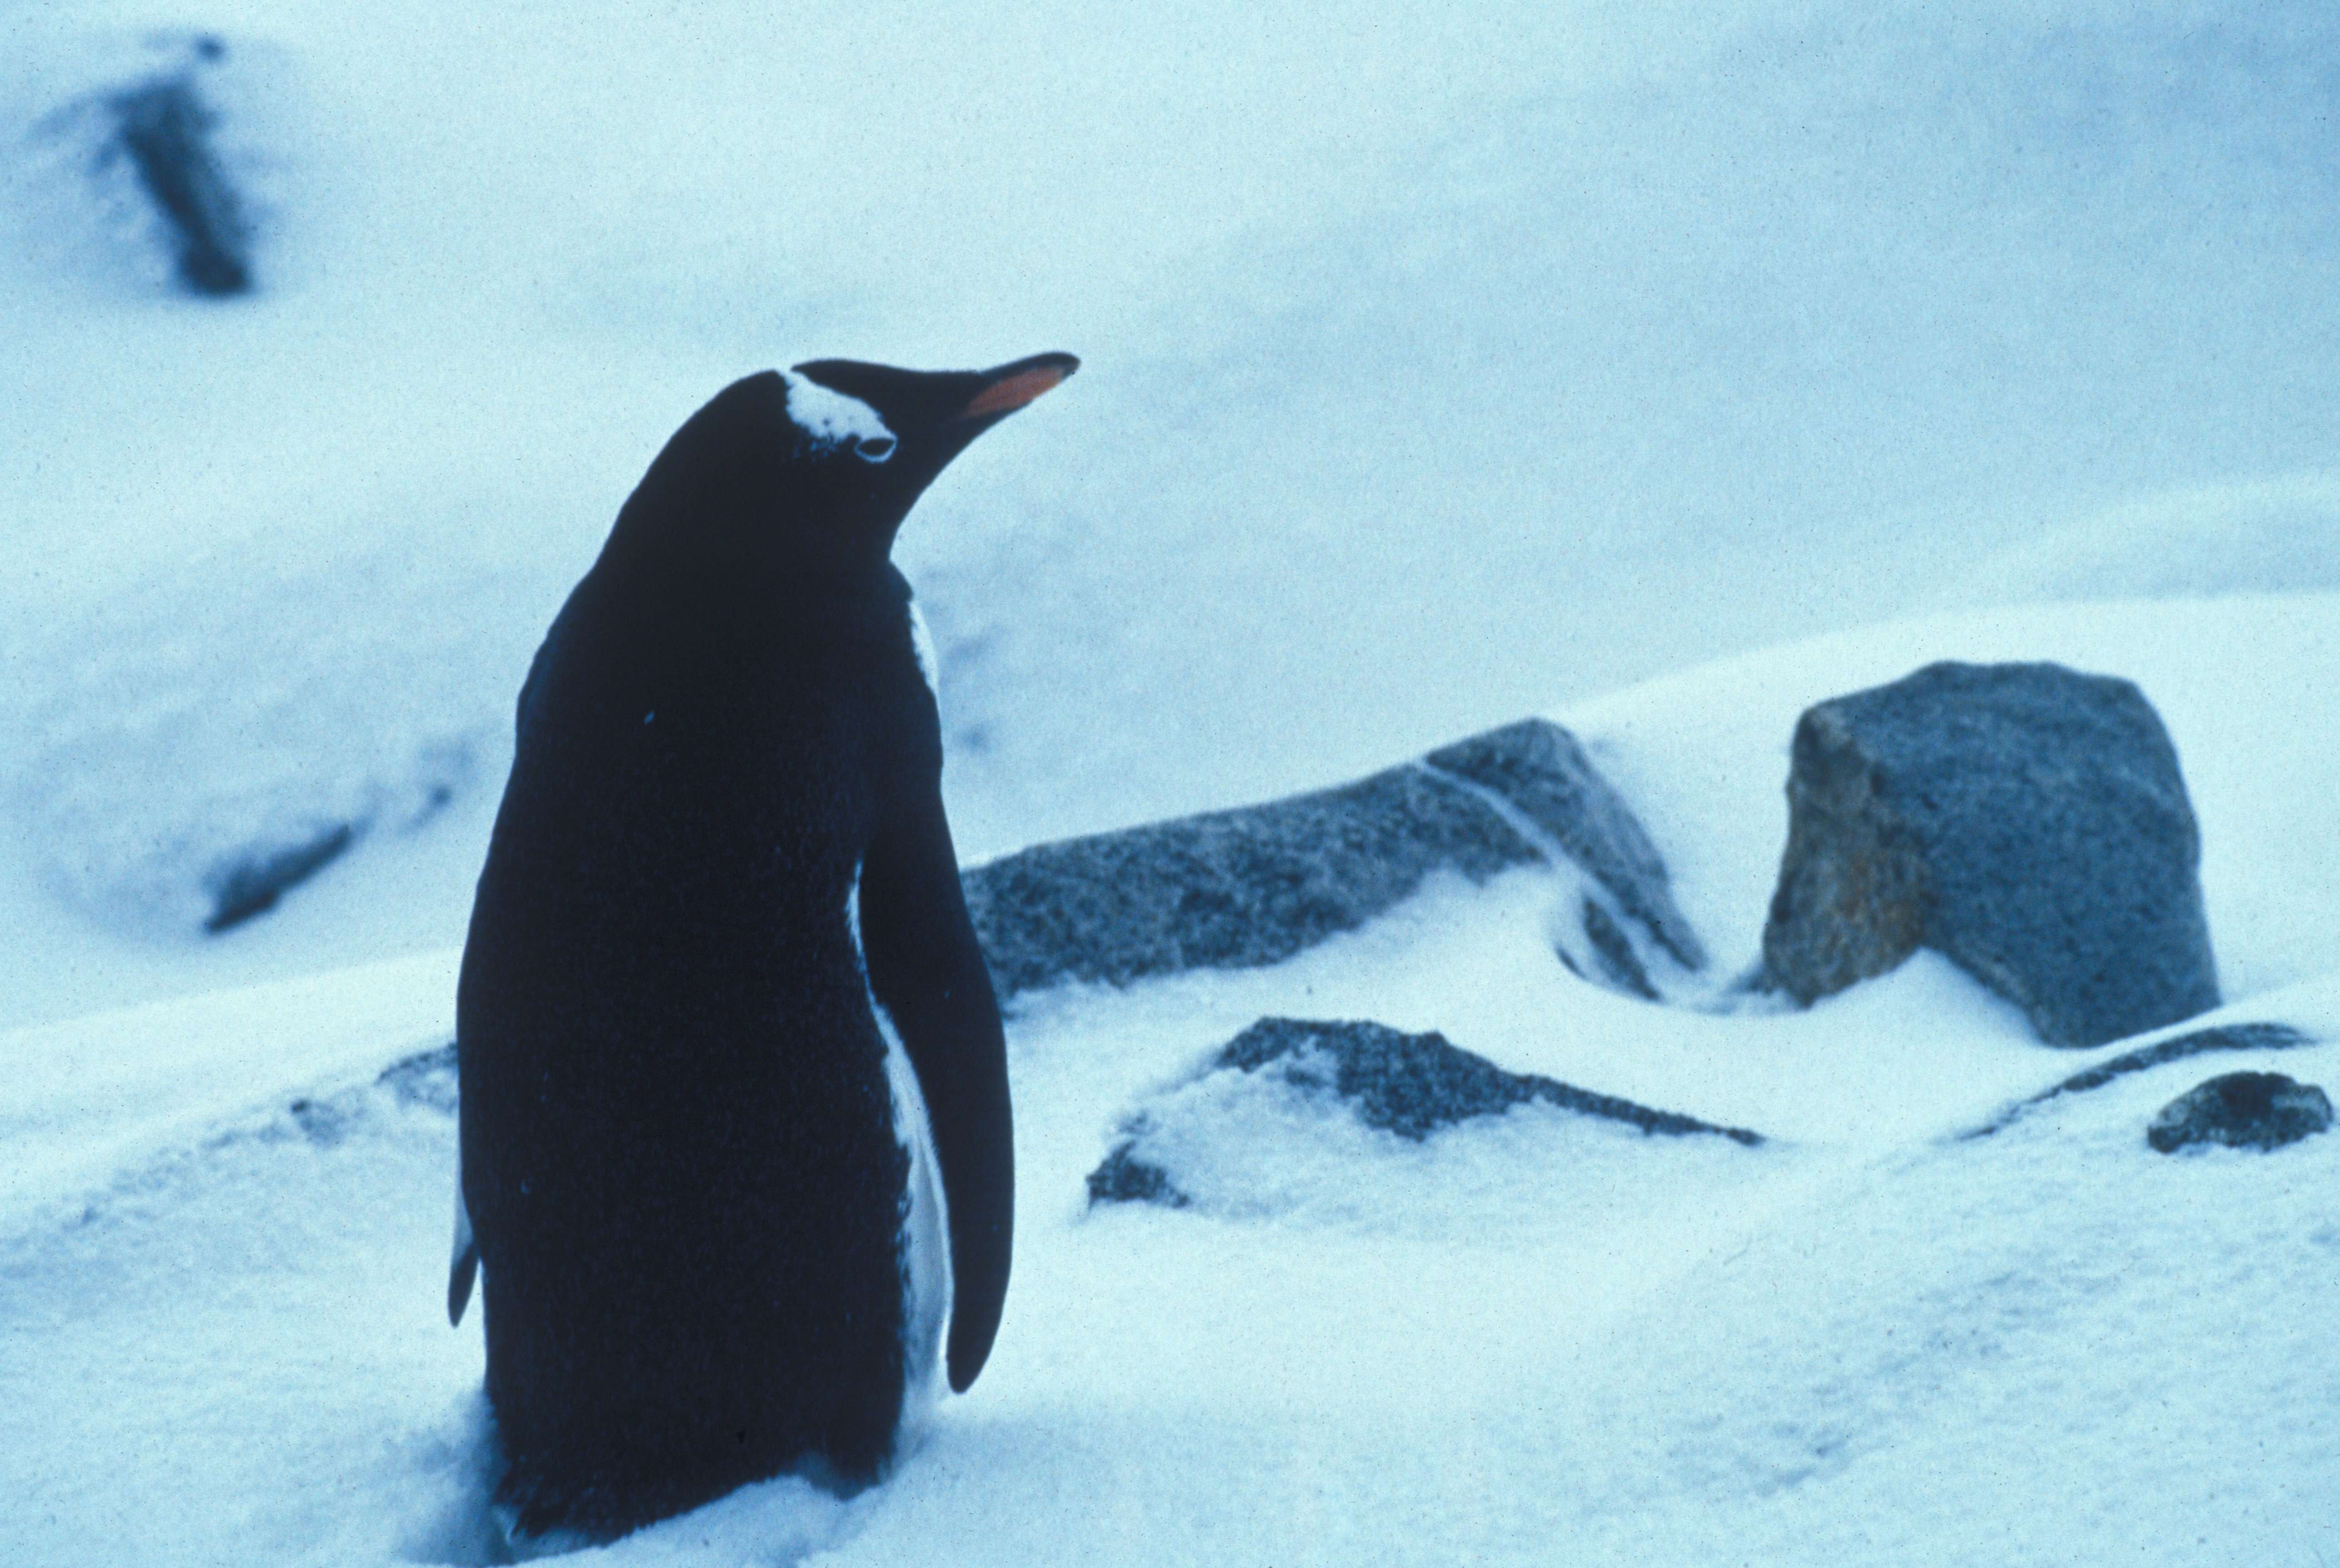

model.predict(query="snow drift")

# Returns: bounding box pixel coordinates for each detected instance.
[4,596,2336,1565]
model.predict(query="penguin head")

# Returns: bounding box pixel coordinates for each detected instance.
[608,352,1078,584]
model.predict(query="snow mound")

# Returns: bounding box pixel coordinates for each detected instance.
[1088,1016,1762,1224]
[13,1,2340,1038]
[1,489,561,935]
[1949,474,2340,607]
[6,966,2334,1564]
[7,591,2340,1563]
[1089,1062,1765,1232]
[3,24,288,302]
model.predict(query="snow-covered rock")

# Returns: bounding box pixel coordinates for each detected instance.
[1759,660,2218,1047]
[1425,720,1707,984]
[1963,1021,2318,1142]
[965,718,1694,1002]
[8,591,2340,1566]
[2146,1070,2333,1155]
[1088,1015,1763,1213]
[963,759,1532,995]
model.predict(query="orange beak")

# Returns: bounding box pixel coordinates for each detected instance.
[959,356,1078,420]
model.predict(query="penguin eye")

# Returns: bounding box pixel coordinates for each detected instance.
[851,435,897,464]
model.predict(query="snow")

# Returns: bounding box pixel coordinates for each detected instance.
[7,596,2340,1564]
[1943,475,2340,608]
[4,0,2340,1560]
[0,946,457,1238]
[8,0,2340,1024]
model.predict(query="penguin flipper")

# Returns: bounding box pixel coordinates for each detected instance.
[859,785,1012,1393]
[448,1180,479,1327]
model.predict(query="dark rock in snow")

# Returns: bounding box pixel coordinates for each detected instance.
[292,1041,459,1136]
[1088,1017,1762,1208]
[1211,1017,1760,1143]
[103,38,252,297]
[2147,1071,2333,1154]
[964,766,1533,993]
[1760,661,2218,1047]
[378,1042,459,1115]
[285,1095,354,1147]
[1963,1022,2315,1140]
[203,821,358,932]
[965,718,1700,1000]
[1576,897,1659,1000]
[1084,1138,1187,1208]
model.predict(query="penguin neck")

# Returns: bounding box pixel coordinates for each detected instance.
[600,493,904,597]
[582,543,909,652]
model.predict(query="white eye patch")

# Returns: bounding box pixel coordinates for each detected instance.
[781,370,897,462]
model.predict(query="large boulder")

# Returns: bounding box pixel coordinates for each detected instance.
[964,719,1701,1000]
[1759,661,2218,1048]
[1088,1016,1761,1210]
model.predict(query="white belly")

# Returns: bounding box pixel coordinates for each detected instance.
[848,863,954,1449]
[879,1003,953,1446]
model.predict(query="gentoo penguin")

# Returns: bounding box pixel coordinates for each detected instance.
[448,352,1076,1544]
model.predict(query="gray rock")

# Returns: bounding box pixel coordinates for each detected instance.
[1760,661,2218,1047]
[2147,1071,2333,1154]
[1963,1022,2314,1140]
[103,38,252,297]
[966,718,1701,1000]
[1573,897,1658,1000]
[964,766,1532,994]
[1087,1017,1762,1208]
[1426,721,1707,969]
[203,821,358,933]
[1085,1139,1188,1208]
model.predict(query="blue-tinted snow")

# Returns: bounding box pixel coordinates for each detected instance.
[5,600,2338,1565]
[2,2,2338,1562]
[5,0,2340,1021]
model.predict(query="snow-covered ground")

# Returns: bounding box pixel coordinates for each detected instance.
[6,597,2338,1565]
[5,0,2339,1561]
[5,0,2340,1024]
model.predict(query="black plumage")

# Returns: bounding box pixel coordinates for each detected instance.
[451,352,1074,1542]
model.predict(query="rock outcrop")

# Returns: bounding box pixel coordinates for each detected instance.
[2147,1071,2333,1154]
[1424,723,1707,970]
[1760,661,2217,1047]
[965,718,1700,1001]
[1088,1017,1762,1209]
